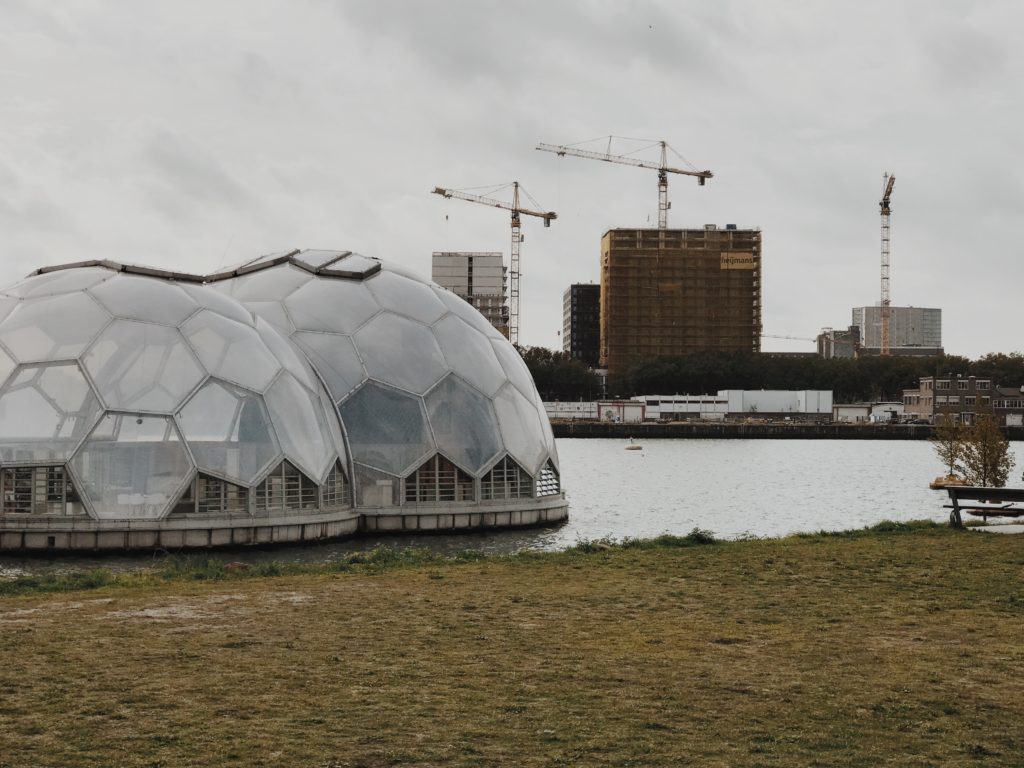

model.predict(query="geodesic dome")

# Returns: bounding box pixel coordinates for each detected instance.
[0,265,347,523]
[212,249,560,508]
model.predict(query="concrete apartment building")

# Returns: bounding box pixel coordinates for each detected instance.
[431,252,508,337]
[562,283,600,368]
[903,374,1024,425]
[599,226,762,374]
[817,326,860,359]
[852,306,942,356]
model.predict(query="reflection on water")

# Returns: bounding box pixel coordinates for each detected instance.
[2,438,1019,576]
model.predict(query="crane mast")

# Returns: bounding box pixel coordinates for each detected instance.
[431,183,555,347]
[879,173,895,356]
[536,137,712,229]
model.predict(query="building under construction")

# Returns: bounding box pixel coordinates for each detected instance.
[600,226,762,374]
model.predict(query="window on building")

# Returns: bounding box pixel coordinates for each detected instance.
[195,474,249,515]
[957,380,969,390]
[964,396,976,406]
[0,466,82,516]
[536,461,560,497]
[981,396,990,406]
[404,454,474,503]
[321,461,351,507]
[481,456,533,500]
[936,380,950,390]
[254,461,318,513]
[977,380,990,390]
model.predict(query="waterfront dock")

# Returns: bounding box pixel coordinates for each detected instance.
[552,420,1024,440]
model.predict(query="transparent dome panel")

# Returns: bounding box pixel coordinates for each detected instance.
[88,275,200,326]
[283,279,381,335]
[245,301,295,334]
[354,313,446,395]
[8,268,113,299]
[179,284,254,326]
[425,375,502,475]
[365,271,447,325]
[291,331,366,402]
[432,286,505,340]
[0,292,110,362]
[83,321,205,412]
[352,463,400,508]
[182,310,281,393]
[493,383,547,475]
[433,315,506,397]
[491,339,538,401]
[295,249,350,269]
[70,414,193,520]
[224,264,312,302]
[339,383,432,475]
[264,372,336,482]
[178,379,281,486]
[254,317,318,392]
[323,253,380,277]
[0,363,101,464]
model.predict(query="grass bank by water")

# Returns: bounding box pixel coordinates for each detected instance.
[1,522,1022,766]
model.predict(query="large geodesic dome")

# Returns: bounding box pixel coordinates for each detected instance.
[0,251,566,550]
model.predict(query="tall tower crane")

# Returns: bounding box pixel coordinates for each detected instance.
[879,173,896,356]
[432,182,556,347]
[536,136,712,228]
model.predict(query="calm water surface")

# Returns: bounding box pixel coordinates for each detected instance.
[2,438,1020,576]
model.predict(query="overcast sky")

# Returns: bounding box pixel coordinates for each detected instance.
[1,1,1020,358]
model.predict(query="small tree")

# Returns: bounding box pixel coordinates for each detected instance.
[931,414,965,477]
[960,413,1015,487]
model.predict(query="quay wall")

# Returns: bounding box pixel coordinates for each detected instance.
[552,421,1024,441]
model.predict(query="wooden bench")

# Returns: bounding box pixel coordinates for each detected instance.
[943,486,1024,527]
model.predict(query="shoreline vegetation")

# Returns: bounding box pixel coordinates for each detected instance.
[2,522,1023,766]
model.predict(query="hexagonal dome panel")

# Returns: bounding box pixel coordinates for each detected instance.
[178,379,281,486]
[7,267,113,299]
[225,264,313,302]
[491,338,538,401]
[425,375,502,475]
[493,383,547,476]
[83,320,205,412]
[292,331,366,403]
[339,382,432,475]
[254,317,319,393]
[70,414,193,520]
[365,271,447,325]
[264,372,337,482]
[432,286,505,340]
[182,310,281,393]
[0,292,110,362]
[180,283,254,326]
[89,275,200,326]
[354,313,447,395]
[433,315,506,397]
[284,279,381,335]
[0,362,101,464]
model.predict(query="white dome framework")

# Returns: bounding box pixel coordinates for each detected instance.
[0,251,566,550]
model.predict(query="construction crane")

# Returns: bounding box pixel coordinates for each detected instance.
[431,182,556,347]
[536,136,712,228]
[879,173,896,356]
[761,334,816,343]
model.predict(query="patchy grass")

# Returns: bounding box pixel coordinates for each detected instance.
[1,524,1023,766]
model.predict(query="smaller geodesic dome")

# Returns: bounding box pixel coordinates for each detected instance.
[0,264,348,524]
[211,249,561,509]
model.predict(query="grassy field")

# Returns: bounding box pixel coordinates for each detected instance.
[1,523,1023,767]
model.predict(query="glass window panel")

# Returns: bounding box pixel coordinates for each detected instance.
[432,286,505,340]
[70,414,193,520]
[493,383,546,475]
[425,374,502,475]
[339,383,432,475]
[88,275,200,326]
[182,310,281,392]
[354,313,446,395]
[222,264,312,302]
[254,317,319,392]
[365,271,447,325]
[83,320,205,412]
[491,338,538,401]
[353,463,400,508]
[433,315,506,397]
[179,284,254,325]
[0,293,110,362]
[0,363,101,464]
[481,456,534,500]
[323,253,380,276]
[283,279,381,334]
[264,372,335,482]
[295,249,350,269]
[404,454,475,503]
[291,331,365,403]
[178,379,281,486]
[8,268,113,299]
[245,301,295,334]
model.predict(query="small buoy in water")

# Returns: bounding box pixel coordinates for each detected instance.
[625,437,643,451]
